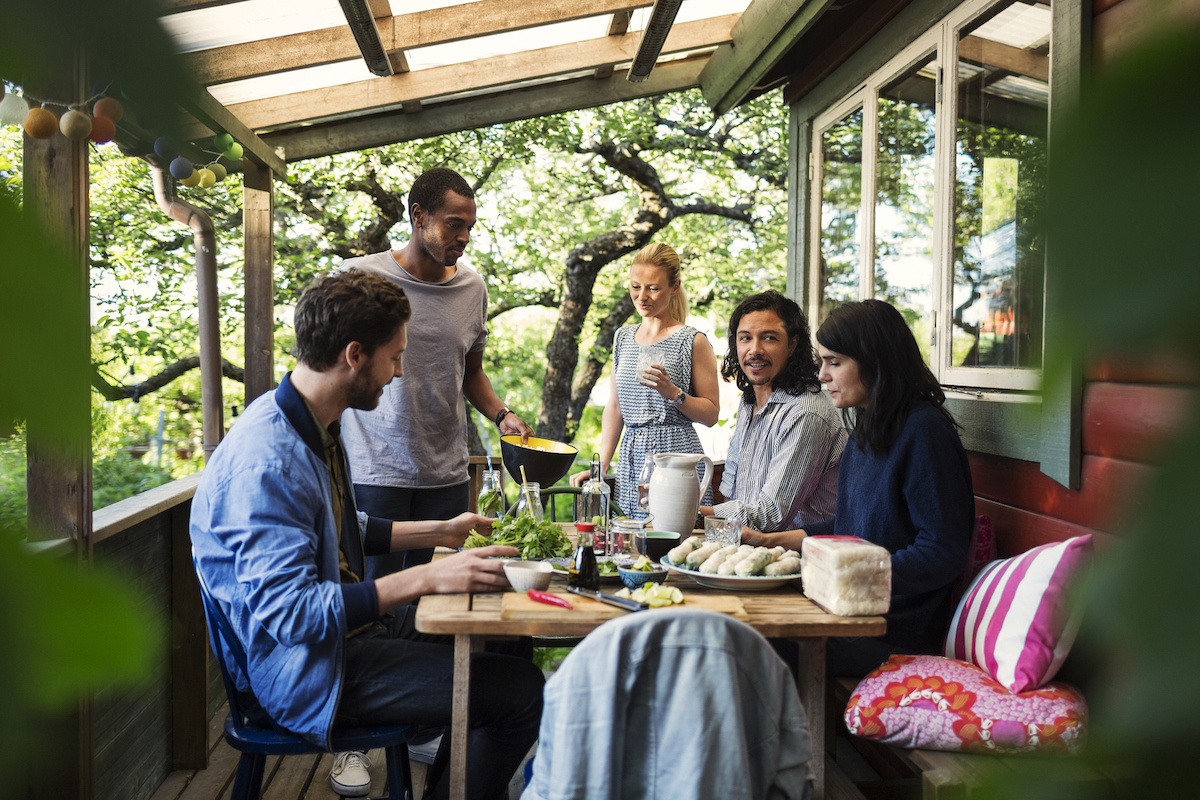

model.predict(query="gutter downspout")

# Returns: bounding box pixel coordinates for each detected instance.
[150,163,224,459]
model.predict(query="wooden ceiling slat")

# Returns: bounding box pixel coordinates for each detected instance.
[184,0,654,86]
[159,0,246,14]
[264,57,709,162]
[227,15,736,132]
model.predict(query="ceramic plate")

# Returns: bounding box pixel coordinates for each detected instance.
[659,556,800,592]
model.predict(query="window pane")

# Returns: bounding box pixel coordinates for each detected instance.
[819,108,863,321]
[877,56,938,365]
[952,0,1048,370]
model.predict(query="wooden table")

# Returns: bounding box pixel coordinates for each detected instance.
[415,564,885,800]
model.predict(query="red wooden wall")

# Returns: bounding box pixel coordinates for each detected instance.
[969,355,1196,557]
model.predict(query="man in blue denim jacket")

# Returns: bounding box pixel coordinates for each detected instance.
[190,270,543,800]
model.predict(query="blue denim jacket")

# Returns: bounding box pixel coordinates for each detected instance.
[524,609,813,800]
[190,375,383,748]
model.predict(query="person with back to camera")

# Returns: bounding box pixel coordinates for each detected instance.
[744,299,974,677]
[570,242,720,519]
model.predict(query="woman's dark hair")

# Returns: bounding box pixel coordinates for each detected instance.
[721,290,821,404]
[408,167,474,218]
[294,269,411,371]
[816,299,955,455]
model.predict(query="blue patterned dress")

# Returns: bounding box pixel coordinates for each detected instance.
[612,323,713,519]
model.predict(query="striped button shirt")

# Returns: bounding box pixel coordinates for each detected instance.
[715,387,848,532]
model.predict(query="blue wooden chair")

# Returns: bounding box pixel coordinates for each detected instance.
[194,565,416,800]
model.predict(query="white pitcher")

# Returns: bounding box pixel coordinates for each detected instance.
[647,452,713,535]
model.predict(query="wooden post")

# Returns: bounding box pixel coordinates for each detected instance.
[22,54,94,800]
[243,160,275,404]
[171,498,209,769]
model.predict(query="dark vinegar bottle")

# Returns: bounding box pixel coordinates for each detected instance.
[569,522,600,591]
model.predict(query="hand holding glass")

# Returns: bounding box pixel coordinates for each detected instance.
[637,346,666,385]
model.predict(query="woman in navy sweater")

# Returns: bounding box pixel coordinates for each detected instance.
[746,300,974,677]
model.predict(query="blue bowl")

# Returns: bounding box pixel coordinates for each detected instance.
[618,565,668,591]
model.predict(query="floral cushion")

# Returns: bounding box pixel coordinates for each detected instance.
[844,655,1087,755]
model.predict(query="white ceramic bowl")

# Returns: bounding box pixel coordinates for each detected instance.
[503,560,554,592]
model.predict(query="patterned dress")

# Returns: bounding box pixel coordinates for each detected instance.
[612,323,714,519]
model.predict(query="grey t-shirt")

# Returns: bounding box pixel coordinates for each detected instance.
[339,250,488,488]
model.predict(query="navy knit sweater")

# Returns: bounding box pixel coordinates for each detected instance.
[806,403,974,651]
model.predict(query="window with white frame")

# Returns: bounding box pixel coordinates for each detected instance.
[808,0,1051,391]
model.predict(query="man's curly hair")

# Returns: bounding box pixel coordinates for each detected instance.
[721,291,821,404]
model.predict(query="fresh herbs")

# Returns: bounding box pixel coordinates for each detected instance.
[597,560,619,576]
[464,515,573,560]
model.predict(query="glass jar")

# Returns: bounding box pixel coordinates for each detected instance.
[512,481,544,522]
[477,469,505,519]
[610,515,650,560]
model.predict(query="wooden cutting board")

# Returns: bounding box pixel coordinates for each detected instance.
[501,589,748,621]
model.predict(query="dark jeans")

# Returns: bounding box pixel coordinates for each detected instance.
[356,483,471,580]
[337,609,543,800]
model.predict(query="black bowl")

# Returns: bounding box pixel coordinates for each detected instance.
[641,530,682,562]
[500,435,579,487]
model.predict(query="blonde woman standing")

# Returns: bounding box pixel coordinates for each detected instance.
[571,243,720,519]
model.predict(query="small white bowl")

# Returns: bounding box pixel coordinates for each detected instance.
[503,560,553,592]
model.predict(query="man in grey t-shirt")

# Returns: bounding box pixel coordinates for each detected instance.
[341,168,532,579]
[332,169,532,796]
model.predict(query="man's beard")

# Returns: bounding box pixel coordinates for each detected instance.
[346,370,383,411]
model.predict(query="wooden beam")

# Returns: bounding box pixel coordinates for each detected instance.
[186,0,654,86]
[181,84,286,177]
[229,15,734,132]
[265,56,708,162]
[595,10,635,79]
[158,0,245,14]
[23,53,94,800]
[958,34,1048,82]
[243,161,274,404]
[700,0,837,117]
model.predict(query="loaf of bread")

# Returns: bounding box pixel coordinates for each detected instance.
[801,535,891,616]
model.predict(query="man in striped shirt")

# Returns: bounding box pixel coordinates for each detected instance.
[701,291,848,532]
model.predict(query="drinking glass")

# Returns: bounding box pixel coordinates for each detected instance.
[704,516,741,548]
[637,345,667,385]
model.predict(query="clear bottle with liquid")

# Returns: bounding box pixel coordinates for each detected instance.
[512,481,544,522]
[577,454,610,556]
[477,469,505,519]
[636,451,656,517]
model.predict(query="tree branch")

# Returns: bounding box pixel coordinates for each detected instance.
[92,356,245,401]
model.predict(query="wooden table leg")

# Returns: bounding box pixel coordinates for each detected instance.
[794,638,826,800]
[449,634,481,800]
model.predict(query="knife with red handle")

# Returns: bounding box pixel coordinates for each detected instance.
[527,589,573,609]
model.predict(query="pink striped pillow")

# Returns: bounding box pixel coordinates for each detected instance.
[944,535,1093,693]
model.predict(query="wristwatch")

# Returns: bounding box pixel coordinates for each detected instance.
[494,406,513,427]
[668,389,687,407]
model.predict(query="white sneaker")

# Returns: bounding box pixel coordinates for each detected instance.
[408,734,442,765]
[329,750,372,797]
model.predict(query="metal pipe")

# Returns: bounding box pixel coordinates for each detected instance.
[150,163,224,459]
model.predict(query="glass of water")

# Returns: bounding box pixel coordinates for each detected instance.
[704,516,741,548]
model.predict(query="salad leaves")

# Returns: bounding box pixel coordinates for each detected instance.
[464,515,573,560]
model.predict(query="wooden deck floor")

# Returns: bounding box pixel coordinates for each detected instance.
[148,705,430,800]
